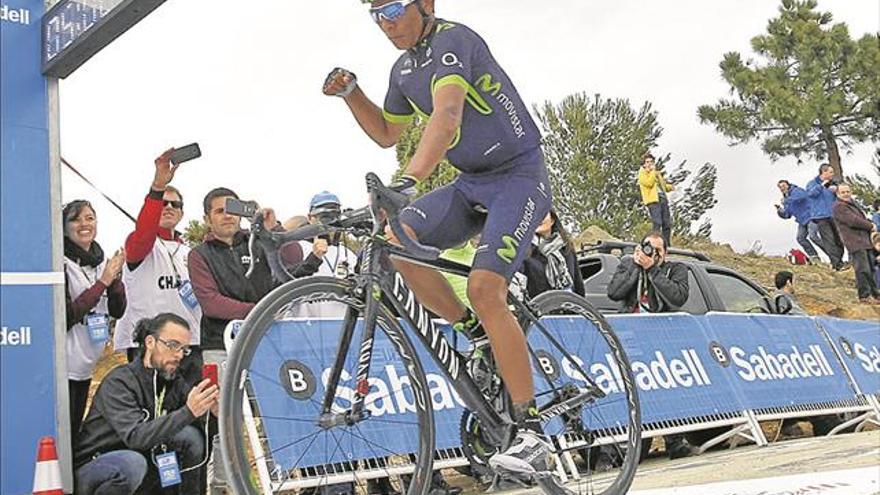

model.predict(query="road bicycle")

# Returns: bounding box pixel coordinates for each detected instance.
[219,173,641,495]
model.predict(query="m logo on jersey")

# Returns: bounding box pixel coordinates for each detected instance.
[496,235,519,264]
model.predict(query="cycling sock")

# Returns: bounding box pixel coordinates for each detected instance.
[513,400,543,434]
[452,308,486,341]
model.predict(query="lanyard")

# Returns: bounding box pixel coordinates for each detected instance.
[322,246,342,273]
[159,239,183,281]
[78,264,97,285]
[153,372,167,418]
[77,263,108,307]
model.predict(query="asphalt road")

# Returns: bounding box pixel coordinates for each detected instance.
[501,430,880,495]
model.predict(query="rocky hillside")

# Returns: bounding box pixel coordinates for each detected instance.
[575,226,880,321]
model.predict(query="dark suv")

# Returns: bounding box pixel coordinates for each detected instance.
[577,240,795,315]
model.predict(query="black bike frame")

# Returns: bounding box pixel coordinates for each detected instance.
[316,237,508,445]
[313,234,608,452]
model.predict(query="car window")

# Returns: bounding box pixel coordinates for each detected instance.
[679,269,708,314]
[580,258,604,284]
[707,270,770,313]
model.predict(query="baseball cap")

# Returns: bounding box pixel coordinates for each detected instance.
[309,191,341,212]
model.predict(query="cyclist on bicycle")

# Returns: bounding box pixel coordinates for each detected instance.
[324,0,552,478]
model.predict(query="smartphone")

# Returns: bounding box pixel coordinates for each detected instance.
[202,363,219,388]
[169,143,201,165]
[225,197,259,218]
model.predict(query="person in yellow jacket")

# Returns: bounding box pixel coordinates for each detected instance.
[638,153,675,247]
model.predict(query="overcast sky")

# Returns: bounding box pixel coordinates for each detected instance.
[58,0,878,256]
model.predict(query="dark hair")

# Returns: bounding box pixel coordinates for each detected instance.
[777,179,790,187]
[818,163,832,174]
[547,209,576,250]
[202,187,238,215]
[62,200,94,224]
[642,153,655,163]
[774,271,794,290]
[874,198,880,210]
[643,231,666,249]
[133,313,191,354]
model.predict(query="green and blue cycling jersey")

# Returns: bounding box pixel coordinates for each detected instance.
[383,19,542,174]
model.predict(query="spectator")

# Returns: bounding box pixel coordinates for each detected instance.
[115,148,202,386]
[283,214,309,231]
[806,164,847,271]
[292,191,358,280]
[188,187,289,359]
[638,153,674,248]
[831,183,880,304]
[872,199,880,232]
[187,187,298,488]
[775,180,822,263]
[772,271,806,315]
[607,232,696,460]
[282,192,360,320]
[518,210,584,298]
[872,232,880,289]
[62,199,126,438]
[73,313,217,495]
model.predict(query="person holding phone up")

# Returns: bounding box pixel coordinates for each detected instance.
[115,148,203,387]
[73,313,216,495]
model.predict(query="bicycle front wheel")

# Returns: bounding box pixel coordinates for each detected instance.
[219,277,435,495]
[523,290,641,495]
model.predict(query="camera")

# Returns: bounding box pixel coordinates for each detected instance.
[224,197,259,218]
[312,205,342,226]
[641,239,658,258]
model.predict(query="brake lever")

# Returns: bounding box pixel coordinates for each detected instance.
[245,212,266,279]
[365,172,441,260]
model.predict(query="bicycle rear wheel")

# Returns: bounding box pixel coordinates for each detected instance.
[522,290,641,495]
[219,277,434,495]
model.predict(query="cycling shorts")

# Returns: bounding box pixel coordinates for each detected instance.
[399,147,552,281]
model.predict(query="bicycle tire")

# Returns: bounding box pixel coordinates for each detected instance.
[219,276,435,495]
[523,290,641,495]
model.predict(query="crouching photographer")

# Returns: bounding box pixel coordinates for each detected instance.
[606,232,697,460]
[73,313,217,494]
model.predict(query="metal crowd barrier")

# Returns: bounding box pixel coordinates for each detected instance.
[224,311,880,492]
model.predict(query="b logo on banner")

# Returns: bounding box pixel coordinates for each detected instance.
[534,350,559,381]
[279,360,316,400]
[709,341,730,367]
[838,337,854,358]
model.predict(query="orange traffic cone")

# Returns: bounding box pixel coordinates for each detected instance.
[32,436,63,495]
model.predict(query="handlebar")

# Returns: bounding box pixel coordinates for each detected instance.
[244,173,441,282]
[365,172,442,261]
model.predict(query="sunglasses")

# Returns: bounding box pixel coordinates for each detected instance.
[369,0,415,23]
[163,200,184,209]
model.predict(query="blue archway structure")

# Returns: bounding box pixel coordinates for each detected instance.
[1,1,166,492]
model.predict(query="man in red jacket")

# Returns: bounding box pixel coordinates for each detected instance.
[116,148,203,385]
[832,183,880,304]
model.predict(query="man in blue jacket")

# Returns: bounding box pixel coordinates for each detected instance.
[776,180,822,263]
[806,164,847,270]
